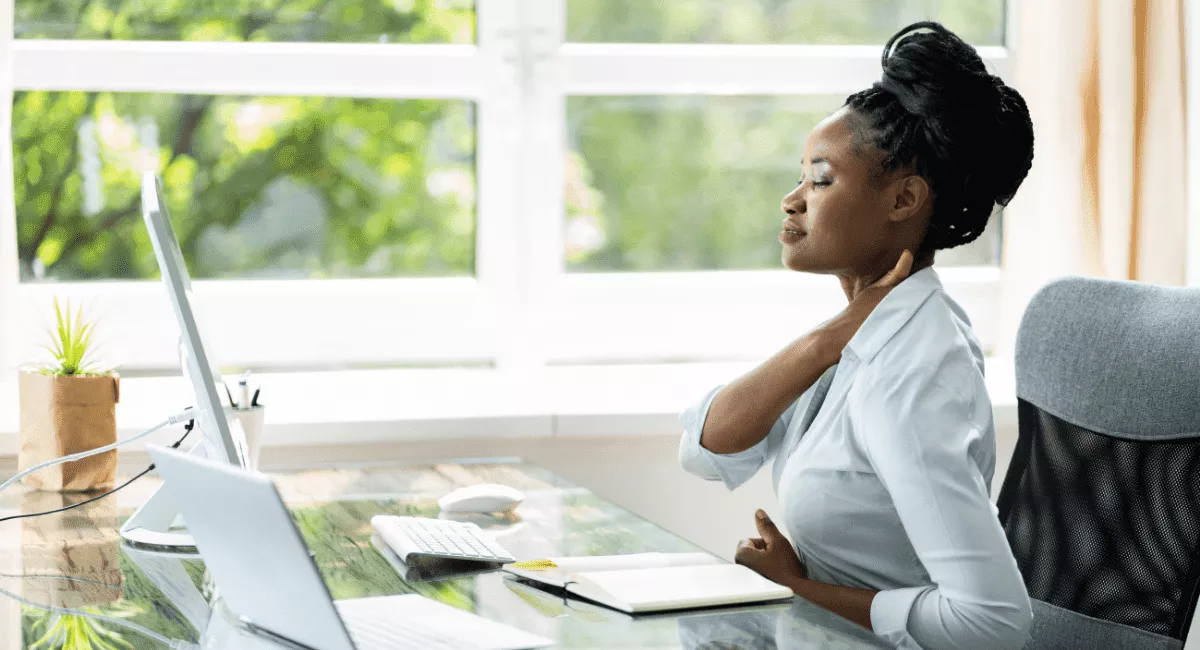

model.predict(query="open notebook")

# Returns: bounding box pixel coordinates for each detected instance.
[503,552,794,615]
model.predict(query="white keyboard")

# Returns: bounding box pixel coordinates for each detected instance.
[371,515,515,564]
[336,595,550,650]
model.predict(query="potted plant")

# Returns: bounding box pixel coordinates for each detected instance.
[18,298,120,492]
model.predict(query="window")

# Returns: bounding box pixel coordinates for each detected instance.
[15,1,475,43]
[15,92,476,282]
[567,0,1004,45]
[565,94,1002,272]
[1,1,1013,375]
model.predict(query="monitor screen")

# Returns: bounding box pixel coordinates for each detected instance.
[141,172,246,467]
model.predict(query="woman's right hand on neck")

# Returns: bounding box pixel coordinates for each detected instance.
[817,249,914,359]
[700,251,913,456]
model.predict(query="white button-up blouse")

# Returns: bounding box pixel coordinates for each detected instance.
[679,266,1032,650]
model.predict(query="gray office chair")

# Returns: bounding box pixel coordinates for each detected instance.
[996,275,1200,650]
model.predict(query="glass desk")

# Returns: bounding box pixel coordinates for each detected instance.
[0,458,890,649]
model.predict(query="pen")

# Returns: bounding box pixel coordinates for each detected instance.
[510,559,557,570]
[239,372,251,411]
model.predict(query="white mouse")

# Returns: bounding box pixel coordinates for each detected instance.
[438,483,526,514]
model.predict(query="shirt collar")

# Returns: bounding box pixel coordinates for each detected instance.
[843,265,943,365]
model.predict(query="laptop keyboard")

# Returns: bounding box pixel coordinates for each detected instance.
[343,617,464,650]
[335,595,548,650]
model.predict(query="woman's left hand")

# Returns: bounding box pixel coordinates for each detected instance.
[734,509,807,589]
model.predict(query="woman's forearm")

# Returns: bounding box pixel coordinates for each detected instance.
[701,330,839,455]
[785,575,878,631]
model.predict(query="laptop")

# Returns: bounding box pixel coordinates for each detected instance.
[148,445,552,650]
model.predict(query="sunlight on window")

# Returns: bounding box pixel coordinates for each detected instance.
[228,101,295,153]
[15,0,477,44]
[13,92,477,282]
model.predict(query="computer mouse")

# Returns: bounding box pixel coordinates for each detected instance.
[437,483,526,514]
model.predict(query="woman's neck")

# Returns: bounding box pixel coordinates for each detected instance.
[838,251,933,302]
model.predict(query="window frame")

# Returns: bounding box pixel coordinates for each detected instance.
[1,0,1016,375]
[525,1,1013,365]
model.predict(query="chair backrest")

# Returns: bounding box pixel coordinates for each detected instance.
[997,275,1200,643]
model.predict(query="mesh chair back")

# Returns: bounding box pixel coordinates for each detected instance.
[997,276,1200,641]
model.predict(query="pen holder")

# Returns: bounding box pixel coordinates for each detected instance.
[229,405,266,470]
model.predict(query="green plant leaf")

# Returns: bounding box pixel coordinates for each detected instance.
[54,298,65,339]
[28,613,65,649]
[43,297,101,376]
[55,301,69,350]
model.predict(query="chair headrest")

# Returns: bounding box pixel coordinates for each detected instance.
[1015,275,1200,439]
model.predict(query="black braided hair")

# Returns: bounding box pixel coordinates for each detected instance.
[846,21,1034,254]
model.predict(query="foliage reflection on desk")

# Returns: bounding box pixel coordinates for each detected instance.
[2,461,888,649]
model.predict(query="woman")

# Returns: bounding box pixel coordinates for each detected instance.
[679,22,1035,650]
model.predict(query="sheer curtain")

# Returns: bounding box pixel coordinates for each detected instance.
[997,0,1188,357]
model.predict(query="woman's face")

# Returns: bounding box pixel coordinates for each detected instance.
[779,107,921,277]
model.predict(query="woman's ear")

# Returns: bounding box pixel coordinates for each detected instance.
[889,175,931,223]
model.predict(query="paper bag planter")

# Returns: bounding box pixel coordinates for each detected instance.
[18,370,120,492]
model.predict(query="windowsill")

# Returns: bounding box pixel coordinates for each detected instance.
[0,358,1018,456]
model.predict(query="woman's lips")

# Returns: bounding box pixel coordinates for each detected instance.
[780,219,805,244]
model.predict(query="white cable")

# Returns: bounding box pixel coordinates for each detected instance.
[0,406,197,495]
[0,583,199,649]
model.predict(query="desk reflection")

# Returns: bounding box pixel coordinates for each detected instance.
[1,460,893,649]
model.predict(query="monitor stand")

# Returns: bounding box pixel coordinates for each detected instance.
[121,331,251,553]
[118,437,209,552]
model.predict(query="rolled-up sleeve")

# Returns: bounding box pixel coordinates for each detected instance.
[678,384,795,491]
[856,361,1032,650]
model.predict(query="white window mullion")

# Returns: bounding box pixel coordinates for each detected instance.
[563,44,1013,96]
[514,0,567,371]
[1005,0,1022,54]
[0,0,16,375]
[12,40,481,98]
[15,279,495,372]
[476,0,531,371]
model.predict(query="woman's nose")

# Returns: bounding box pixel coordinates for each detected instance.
[781,188,804,215]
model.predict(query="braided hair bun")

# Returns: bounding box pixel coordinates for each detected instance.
[847,21,1034,252]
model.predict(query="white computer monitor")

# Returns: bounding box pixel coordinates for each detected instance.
[119,172,248,550]
[139,172,244,466]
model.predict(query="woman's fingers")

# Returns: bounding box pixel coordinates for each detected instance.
[873,249,914,289]
[735,540,765,567]
[737,537,767,551]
